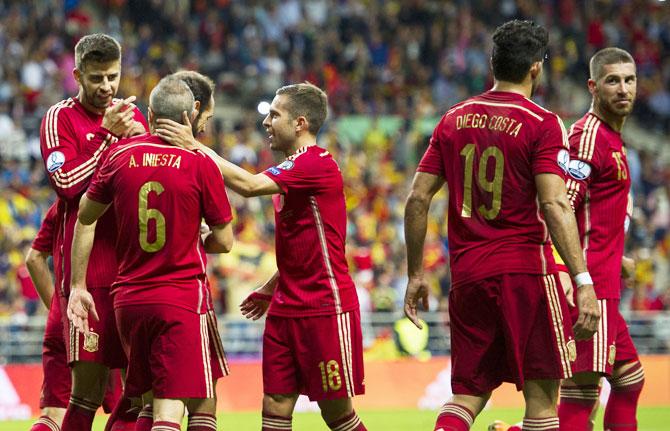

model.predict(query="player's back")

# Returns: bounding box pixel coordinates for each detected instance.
[89,133,230,313]
[419,90,568,286]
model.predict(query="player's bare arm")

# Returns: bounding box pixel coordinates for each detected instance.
[621,255,635,279]
[203,222,233,253]
[535,172,600,340]
[156,113,282,197]
[403,171,445,329]
[25,248,54,308]
[240,271,278,320]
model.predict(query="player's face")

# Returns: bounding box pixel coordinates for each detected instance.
[262,95,296,152]
[591,62,637,119]
[74,60,121,111]
[193,96,215,136]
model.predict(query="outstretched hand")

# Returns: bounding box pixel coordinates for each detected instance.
[102,96,137,137]
[239,291,273,321]
[67,287,99,335]
[404,276,430,329]
[155,111,198,150]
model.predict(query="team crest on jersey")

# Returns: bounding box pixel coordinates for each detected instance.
[47,151,65,173]
[566,340,577,362]
[557,149,569,173]
[568,159,592,180]
[83,331,99,353]
[277,160,294,170]
[608,344,616,366]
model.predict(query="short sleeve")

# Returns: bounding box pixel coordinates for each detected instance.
[85,154,115,205]
[199,155,233,226]
[263,151,334,194]
[32,203,58,253]
[417,116,447,176]
[532,114,569,179]
[565,125,601,210]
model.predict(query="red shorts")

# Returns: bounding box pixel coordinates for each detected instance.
[263,310,365,401]
[42,296,122,412]
[570,298,638,375]
[449,273,575,395]
[116,304,227,399]
[61,288,126,369]
[41,295,70,409]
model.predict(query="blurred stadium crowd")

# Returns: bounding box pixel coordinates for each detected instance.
[0,0,668,321]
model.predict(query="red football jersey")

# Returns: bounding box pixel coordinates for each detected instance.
[263,145,359,317]
[566,113,630,299]
[418,90,569,287]
[40,97,148,294]
[86,134,233,313]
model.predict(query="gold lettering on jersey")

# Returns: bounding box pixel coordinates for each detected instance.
[611,152,627,180]
[142,153,182,169]
[128,155,138,168]
[456,114,523,137]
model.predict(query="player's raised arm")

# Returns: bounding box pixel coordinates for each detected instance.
[156,114,282,197]
[535,172,600,340]
[403,171,445,329]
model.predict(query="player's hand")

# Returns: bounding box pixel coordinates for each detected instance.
[239,291,272,320]
[621,256,635,279]
[404,276,430,329]
[155,112,199,150]
[102,96,137,137]
[122,120,146,138]
[67,287,100,335]
[558,271,575,307]
[573,284,600,341]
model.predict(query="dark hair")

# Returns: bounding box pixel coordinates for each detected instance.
[276,82,328,135]
[491,20,548,83]
[172,70,215,111]
[589,47,635,81]
[74,34,122,71]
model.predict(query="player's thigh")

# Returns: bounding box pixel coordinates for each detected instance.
[448,279,506,395]
[41,333,71,408]
[263,315,299,395]
[506,274,574,382]
[293,311,365,401]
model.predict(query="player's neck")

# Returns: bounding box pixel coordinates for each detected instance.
[283,136,317,157]
[76,91,106,116]
[591,105,626,133]
[490,80,532,98]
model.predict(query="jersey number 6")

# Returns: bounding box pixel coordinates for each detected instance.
[138,181,166,253]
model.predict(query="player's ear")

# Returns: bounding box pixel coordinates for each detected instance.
[73,68,81,85]
[147,107,154,124]
[529,61,542,80]
[296,115,308,134]
[587,79,597,97]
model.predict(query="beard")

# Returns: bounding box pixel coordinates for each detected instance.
[83,89,112,109]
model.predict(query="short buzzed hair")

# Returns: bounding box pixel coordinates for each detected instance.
[74,34,122,71]
[589,47,635,81]
[276,83,328,135]
[172,70,215,111]
[149,76,195,123]
[491,20,548,83]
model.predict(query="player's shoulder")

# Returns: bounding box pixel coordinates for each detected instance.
[517,96,562,123]
[567,112,607,161]
[44,98,77,122]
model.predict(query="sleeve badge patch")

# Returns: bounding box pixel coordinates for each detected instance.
[557,149,569,173]
[568,159,592,180]
[46,151,65,173]
[267,167,281,175]
[277,160,295,170]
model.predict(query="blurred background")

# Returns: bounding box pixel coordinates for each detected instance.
[0,0,669,419]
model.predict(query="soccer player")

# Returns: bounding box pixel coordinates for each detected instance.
[39,33,147,431]
[68,76,233,431]
[403,20,600,431]
[557,47,644,430]
[27,201,124,431]
[155,83,367,431]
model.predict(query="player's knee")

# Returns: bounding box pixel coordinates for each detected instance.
[318,397,353,423]
[608,361,645,392]
[70,361,110,402]
[263,393,298,416]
